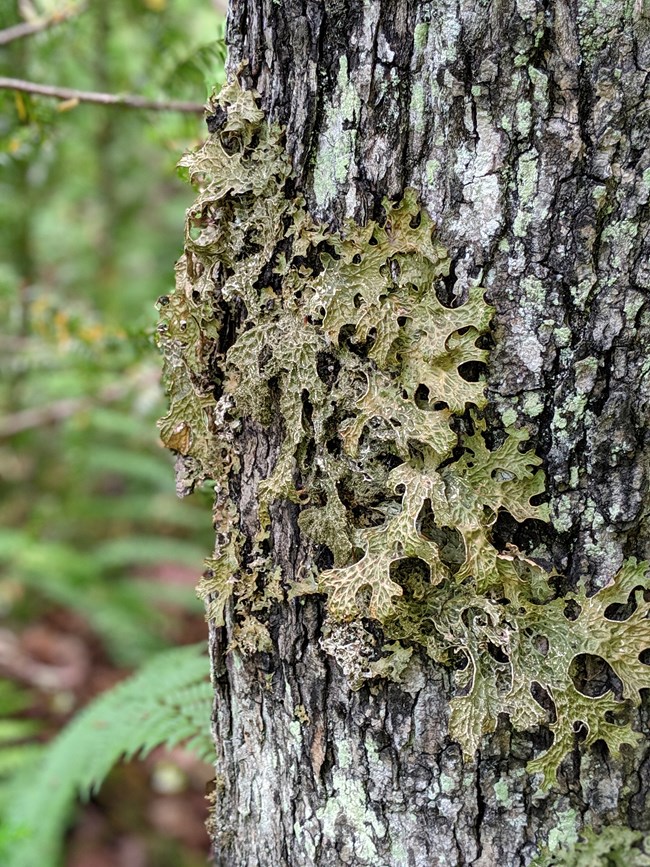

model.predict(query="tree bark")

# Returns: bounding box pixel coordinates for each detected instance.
[208,1,650,864]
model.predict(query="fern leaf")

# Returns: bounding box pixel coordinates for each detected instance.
[0,680,43,818]
[3,644,213,867]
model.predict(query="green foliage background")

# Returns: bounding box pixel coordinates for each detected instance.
[0,0,225,864]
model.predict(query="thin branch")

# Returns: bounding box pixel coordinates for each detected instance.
[0,393,109,438]
[0,5,86,47]
[0,366,160,438]
[0,77,205,113]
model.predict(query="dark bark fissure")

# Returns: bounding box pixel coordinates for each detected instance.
[208,1,650,864]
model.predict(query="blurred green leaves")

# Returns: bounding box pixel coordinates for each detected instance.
[0,3,224,860]
[1,0,225,662]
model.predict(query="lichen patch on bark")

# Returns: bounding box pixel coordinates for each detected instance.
[160,0,650,862]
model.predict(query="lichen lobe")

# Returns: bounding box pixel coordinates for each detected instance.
[157,80,650,788]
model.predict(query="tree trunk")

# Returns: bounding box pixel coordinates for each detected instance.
[203,1,650,864]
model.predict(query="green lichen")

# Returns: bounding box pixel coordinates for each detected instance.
[313,56,360,210]
[554,326,571,348]
[364,733,381,769]
[158,79,650,790]
[529,66,549,103]
[317,771,384,863]
[288,719,303,743]
[553,494,577,534]
[547,809,580,853]
[425,158,441,186]
[439,773,456,794]
[336,741,352,769]
[516,100,533,137]
[390,837,408,862]
[493,778,511,807]
[523,391,544,418]
[410,81,426,133]
[513,154,539,237]
[413,22,429,53]
[576,0,631,65]
[564,394,588,418]
[533,824,650,867]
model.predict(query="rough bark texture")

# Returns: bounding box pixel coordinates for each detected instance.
[209,1,650,864]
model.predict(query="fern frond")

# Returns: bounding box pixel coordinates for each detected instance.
[0,743,42,780]
[3,644,214,867]
[0,529,196,665]
[0,681,43,815]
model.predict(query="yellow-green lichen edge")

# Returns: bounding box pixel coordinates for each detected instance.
[531,824,650,866]
[157,79,650,790]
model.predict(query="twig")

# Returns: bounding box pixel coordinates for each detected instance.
[0,77,205,113]
[0,5,86,47]
[0,365,161,438]
[1,383,126,438]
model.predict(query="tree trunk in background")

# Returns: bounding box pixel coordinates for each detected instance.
[209,2,650,864]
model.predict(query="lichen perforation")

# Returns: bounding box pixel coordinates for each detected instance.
[157,79,650,788]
